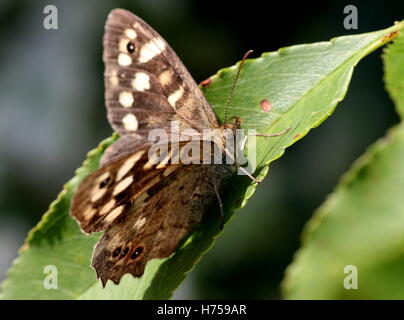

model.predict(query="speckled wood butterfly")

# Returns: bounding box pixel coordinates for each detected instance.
[71,8,240,286]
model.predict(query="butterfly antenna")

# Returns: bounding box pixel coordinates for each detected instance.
[223,50,253,125]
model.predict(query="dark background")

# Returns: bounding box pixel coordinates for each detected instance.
[0,0,402,299]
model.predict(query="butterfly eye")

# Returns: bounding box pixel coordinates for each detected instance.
[127,41,135,53]
[99,176,111,188]
[112,247,121,258]
[130,246,144,260]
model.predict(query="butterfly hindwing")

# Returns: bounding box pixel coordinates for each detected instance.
[91,164,232,286]
[103,9,219,136]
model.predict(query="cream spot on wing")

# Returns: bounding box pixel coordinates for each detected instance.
[116,151,146,181]
[143,147,164,170]
[163,164,181,177]
[113,175,134,196]
[97,171,110,183]
[91,188,107,203]
[156,149,172,169]
[122,114,138,131]
[132,72,150,91]
[99,199,116,216]
[133,216,147,230]
[133,22,144,32]
[143,156,157,170]
[138,38,165,63]
[119,91,134,108]
[104,205,124,223]
[109,69,119,87]
[156,163,168,169]
[158,69,172,87]
[83,207,96,221]
[91,171,111,202]
[124,28,137,39]
[118,53,132,66]
[110,233,123,245]
[119,38,129,52]
[168,87,184,107]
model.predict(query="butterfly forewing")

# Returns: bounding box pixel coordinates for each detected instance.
[103,9,219,136]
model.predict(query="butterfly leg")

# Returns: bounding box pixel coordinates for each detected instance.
[249,127,291,138]
[213,182,225,230]
[223,147,261,184]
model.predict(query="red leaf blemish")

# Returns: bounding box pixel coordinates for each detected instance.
[200,78,212,87]
[382,30,399,42]
[260,99,272,112]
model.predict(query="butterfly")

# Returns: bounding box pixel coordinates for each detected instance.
[70,8,242,287]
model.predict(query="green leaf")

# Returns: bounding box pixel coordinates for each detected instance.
[1,22,403,300]
[282,29,404,300]
[282,124,404,299]
[384,29,404,118]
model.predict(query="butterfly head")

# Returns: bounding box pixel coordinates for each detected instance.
[222,116,242,131]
